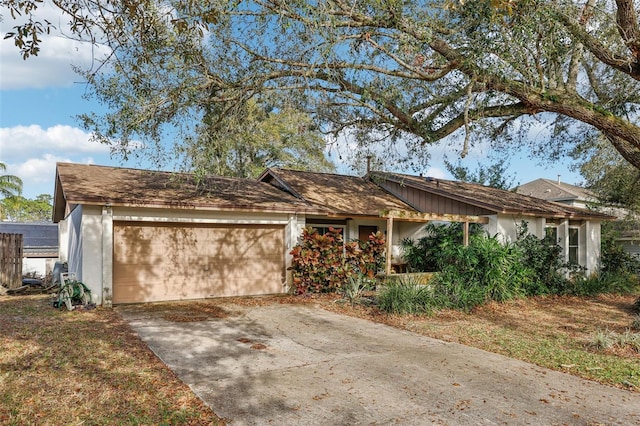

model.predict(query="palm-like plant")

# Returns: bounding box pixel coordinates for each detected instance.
[0,162,22,198]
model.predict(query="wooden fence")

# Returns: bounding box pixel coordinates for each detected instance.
[1,233,23,289]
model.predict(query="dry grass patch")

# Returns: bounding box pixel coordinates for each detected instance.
[0,295,223,425]
[312,292,640,391]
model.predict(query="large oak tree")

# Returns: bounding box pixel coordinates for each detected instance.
[4,0,640,171]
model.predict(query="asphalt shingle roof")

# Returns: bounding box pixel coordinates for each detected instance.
[53,163,319,222]
[259,168,416,217]
[515,178,596,203]
[369,172,613,220]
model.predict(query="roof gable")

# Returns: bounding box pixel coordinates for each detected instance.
[515,178,596,202]
[259,168,416,217]
[53,163,318,222]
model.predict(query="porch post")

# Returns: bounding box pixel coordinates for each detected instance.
[463,222,469,247]
[385,217,393,275]
[101,205,113,308]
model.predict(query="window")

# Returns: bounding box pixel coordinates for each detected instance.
[358,225,378,242]
[568,227,579,264]
[544,226,558,245]
[313,226,345,237]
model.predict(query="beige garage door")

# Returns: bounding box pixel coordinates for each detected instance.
[112,222,285,304]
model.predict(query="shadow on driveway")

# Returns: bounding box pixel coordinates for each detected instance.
[118,302,640,425]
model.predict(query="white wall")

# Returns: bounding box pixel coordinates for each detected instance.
[584,220,601,276]
[489,215,544,243]
[79,206,104,305]
[22,258,57,277]
[58,218,69,262]
[65,205,83,281]
[285,214,306,292]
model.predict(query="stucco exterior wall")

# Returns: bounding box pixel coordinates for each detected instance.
[76,205,104,304]
[487,215,544,243]
[65,205,84,281]
[58,216,69,262]
[584,220,601,276]
[285,214,306,292]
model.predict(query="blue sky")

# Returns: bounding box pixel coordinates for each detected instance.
[0,5,583,200]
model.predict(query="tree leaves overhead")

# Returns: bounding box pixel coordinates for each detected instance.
[4,0,640,171]
[0,194,53,222]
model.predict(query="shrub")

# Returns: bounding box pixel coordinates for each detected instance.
[400,222,483,272]
[590,329,640,352]
[341,273,375,306]
[377,276,434,315]
[566,234,639,296]
[590,329,616,351]
[430,235,529,311]
[632,314,640,331]
[514,222,569,295]
[289,227,385,294]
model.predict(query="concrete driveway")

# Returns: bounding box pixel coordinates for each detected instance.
[117,301,640,425]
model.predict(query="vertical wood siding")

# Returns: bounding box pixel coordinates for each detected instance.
[378,181,493,216]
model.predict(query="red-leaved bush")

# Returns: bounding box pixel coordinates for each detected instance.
[289,227,385,294]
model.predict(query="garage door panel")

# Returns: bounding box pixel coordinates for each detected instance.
[113,223,285,303]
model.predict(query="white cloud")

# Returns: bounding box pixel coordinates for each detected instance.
[3,154,102,199]
[0,124,109,161]
[0,124,110,198]
[424,167,448,179]
[11,154,71,184]
[1,4,111,89]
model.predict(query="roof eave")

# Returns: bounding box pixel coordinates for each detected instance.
[63,198,327,216]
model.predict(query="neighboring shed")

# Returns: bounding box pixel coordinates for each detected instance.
[53,163,323,306]
[0,222,59,276]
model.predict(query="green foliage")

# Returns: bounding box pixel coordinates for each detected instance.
[341,274,375,307]
[8,0,640,174]
[431,235,529,311]
[565,224,640,296]
[396,220,638,312]
[377,277,434,315]
[513,222,568,295]
[444,158,518,190]
[289,227,385,295]
[590,329,640,353]
[600,231,640,277]
[178,99,335,179]
[0,194,53,221]
[400,222,483,272]
[572,137,640,213]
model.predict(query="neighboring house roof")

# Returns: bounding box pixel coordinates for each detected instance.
[515,178,596,203]
[0,222,59,257]
[258,168,417,217]
[53,163,321,222]
[369,172,613,220]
